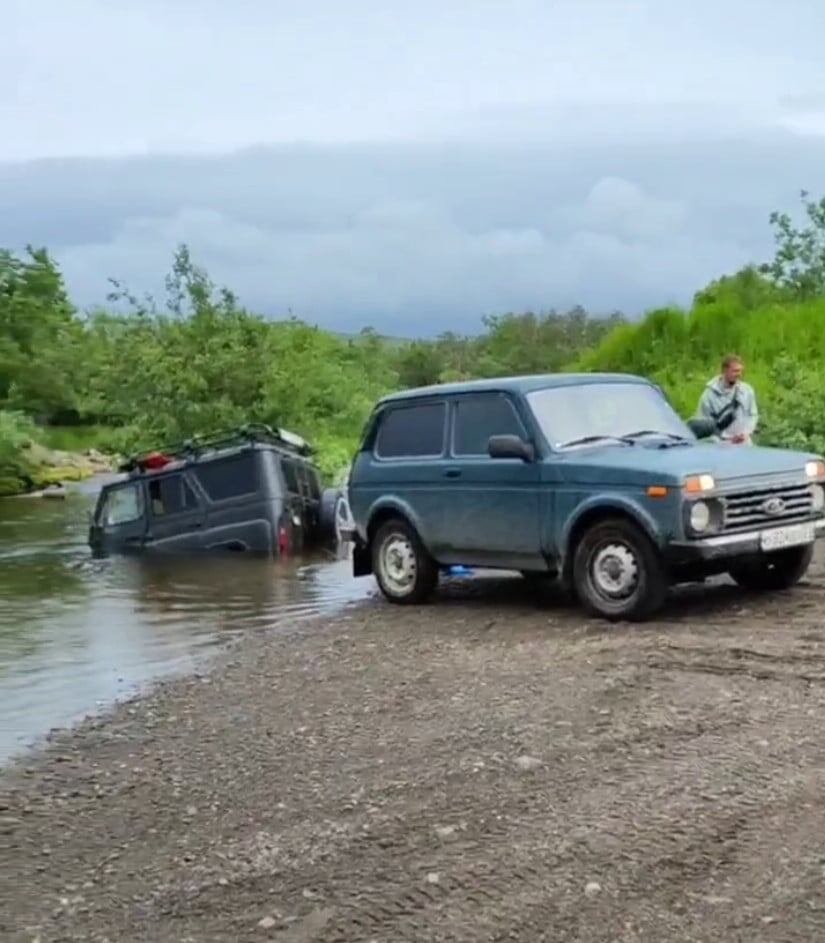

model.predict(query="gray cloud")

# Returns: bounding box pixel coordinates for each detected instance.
[4,0,825,334]
[2,125,823,335]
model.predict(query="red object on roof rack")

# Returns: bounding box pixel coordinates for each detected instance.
[140,451,172,470]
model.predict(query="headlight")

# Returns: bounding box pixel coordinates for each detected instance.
[806,460,825,480]
[811,484,825,513]
[689,500,711,533]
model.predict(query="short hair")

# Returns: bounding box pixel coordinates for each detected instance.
[721,353,743,370]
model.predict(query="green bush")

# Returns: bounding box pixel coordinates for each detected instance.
[0,410,37,495]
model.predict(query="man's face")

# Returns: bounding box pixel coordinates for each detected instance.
[723,360,743,385]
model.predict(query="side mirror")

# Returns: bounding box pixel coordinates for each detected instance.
[686,416,716,439]
[487,434,535,462]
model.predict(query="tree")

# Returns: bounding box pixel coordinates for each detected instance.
[761,190,825,298]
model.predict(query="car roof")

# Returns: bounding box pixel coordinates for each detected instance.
[104,440,314,489]
[377,372,651,405]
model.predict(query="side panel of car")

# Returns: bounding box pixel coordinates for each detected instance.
[187,448,277,553]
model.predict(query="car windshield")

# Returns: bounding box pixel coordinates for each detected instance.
[526,382,693,449]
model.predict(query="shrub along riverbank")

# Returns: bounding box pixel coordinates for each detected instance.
[2,191,824,495]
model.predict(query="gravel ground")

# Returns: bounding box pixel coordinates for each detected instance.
[4,555,825,942]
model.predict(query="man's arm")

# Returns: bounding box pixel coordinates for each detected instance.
[696,386,714,420]
[742,385,758,436]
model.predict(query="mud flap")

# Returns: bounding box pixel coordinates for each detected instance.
[353,542,372,577]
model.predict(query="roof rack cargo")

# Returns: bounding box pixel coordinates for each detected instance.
[119,423,314,474]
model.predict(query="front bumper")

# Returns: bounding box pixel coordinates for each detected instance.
[666,517,825,564]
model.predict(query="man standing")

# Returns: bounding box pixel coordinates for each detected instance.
[697,354,758,444]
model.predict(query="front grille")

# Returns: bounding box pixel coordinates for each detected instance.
[722,481,813,532]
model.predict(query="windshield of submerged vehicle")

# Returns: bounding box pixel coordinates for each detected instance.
[526,382,693,449]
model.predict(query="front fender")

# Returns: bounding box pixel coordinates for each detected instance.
[561,493,666,558]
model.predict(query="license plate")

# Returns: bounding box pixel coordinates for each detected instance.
[760,522,815,552]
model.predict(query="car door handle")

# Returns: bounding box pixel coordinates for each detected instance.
[444,468,462,479]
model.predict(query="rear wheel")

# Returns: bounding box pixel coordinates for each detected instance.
[573,517,669,621]
[319,488,352,543]
[729,544,814,591]
[372,518,438,604]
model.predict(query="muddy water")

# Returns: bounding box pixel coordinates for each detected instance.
[0,478,372,763]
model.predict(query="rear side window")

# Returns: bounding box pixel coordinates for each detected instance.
[303,465,322,499]
[281,458,302,495]
[148,474,199,517]
[193,452,258,501]
[453,394,526,455]
[375,402,446,458]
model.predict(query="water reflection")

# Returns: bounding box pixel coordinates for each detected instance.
[0,482,372,764]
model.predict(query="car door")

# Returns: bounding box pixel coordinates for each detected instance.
[144,470,206,551]
[92,480,147,552]
[439,391,542,568]
[367,398,452,555]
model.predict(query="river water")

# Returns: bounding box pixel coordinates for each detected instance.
[0,478,372,764]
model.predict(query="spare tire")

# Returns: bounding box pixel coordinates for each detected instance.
[320,488,352,542]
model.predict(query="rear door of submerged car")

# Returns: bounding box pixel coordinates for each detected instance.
[439,391,542,567]
[354,397,452,555]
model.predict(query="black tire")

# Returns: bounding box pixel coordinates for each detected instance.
[572,517,669,622]
[371,517,439,604]
[729,543,814,592]
[319,488,351,542]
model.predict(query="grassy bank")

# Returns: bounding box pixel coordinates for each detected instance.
[0,413,114,497]
[577,268,825,454]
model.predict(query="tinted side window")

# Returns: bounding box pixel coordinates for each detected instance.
[375,402,446,458]
[148,474,199,517]
[453,394,526,455]
[281,458,301,495]
[305,466,321,500]
[193,452,258,501]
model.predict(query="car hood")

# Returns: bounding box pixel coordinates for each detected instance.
[554,441,817,486]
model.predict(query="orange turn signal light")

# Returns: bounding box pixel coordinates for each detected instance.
[646,485,668,498]
[683,474,715,494]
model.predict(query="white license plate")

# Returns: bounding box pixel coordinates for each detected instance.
[760,522,815,552]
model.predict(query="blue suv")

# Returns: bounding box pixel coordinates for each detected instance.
[346,373,825,621]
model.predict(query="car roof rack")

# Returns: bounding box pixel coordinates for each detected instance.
[119,423,314,473]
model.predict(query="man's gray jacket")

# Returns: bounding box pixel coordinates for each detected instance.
[697,376,758,442]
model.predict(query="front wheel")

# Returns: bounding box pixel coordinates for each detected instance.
[729,544,814,591]
[372,518,439,604]
[573,517,669,622]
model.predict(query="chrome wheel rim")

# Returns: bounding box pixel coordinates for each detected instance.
[378,533,417,595]
[590,542,639,600]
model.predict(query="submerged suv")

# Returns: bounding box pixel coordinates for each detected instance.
[89,425,350,557]
[346,373,825,621]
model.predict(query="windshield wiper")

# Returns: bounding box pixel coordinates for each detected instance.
[557,435,632,449]
[620,429,690,444]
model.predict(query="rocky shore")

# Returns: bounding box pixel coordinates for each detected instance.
[4,562,825,941]
[0,444,117,498]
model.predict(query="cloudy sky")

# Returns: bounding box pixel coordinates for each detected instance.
[4,0,825,334]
